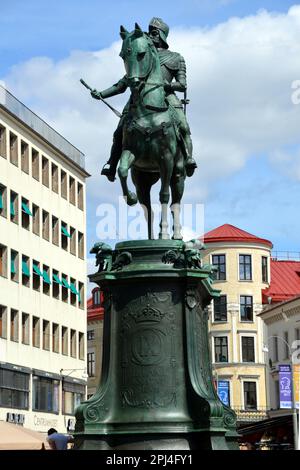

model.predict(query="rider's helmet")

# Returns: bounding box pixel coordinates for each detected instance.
[148,17,169,49]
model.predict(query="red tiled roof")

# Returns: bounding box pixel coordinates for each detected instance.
[87,289,104,321]
[203,224,273,248]
[262,259,300,303]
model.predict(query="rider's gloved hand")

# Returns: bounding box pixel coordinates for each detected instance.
[164,82,172,93]
[91,89,103,100]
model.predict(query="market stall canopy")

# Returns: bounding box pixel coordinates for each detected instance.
[0,421,50,450]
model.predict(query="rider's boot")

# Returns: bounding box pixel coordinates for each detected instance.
[101,127,122,182]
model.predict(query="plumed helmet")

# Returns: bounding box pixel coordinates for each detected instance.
[149,17,169,49]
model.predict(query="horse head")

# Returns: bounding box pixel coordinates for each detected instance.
[119,23,158,88]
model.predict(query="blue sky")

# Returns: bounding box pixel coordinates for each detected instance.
[1,0,300,260]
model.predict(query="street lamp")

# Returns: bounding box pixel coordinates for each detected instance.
[60,368,89,379]
[263,336,298,450]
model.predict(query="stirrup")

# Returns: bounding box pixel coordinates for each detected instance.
[185,158,197,177]
[101,164,116,182]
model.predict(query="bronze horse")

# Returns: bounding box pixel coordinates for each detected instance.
[118,24,186,240]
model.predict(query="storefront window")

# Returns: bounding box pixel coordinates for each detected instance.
[32,375,59,413]
[0,369,29,409]
[62,381,85,415]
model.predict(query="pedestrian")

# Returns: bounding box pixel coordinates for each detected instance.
[46,428,74,450]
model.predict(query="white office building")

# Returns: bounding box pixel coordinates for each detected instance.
[0,85,89,433]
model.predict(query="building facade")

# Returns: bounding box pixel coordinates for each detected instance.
[202,224,272,423]
[0,85,89,433]
[87,287,104,399]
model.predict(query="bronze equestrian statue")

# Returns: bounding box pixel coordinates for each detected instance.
[86,19,197,240]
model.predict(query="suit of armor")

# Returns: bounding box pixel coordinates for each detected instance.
[91,18,196,181]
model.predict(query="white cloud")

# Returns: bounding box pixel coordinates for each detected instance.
[2,6,300,208]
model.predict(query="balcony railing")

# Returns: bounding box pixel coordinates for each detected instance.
[232,407,269,423]
[271,251,300,261]
[0,85,85,169]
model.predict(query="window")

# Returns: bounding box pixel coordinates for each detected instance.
[10,309,19,342]
[0,369,29,409]
[214,337,228,363]
[0,244,7,277]
[69,176,76,205]
[274,336,279,362]
[244,382,257,410]
[32,260,41,291]
[32,376,59,413]
[62,382,85,415]
[87,330,95,341]
[10,191,18,224]
[93,289,101,307]
[78,232,84,259]
[32,316,40,348]
[10,249,19,283]
[213,295,227,322]
[21,197,32,230]
[284,332,289,359]
[51,163,58,193]
[0,125,7,158]
[79,332,85,360]
[0,305,7,339]
[295,328,300,342]
[61,274,69,303]
[78,282,84,309]
[61,222,70,251]
[77,182,84,210]
[87,351,95,377]
[21,313,30,345]
[9,132,18,166]
[70,278,77,306]
[52,269,60,299]
[62,326,68,355]
[275,380,280,409]
[70,330,77,358]
[52,323,59,353]
[0,184,7,218]
[240,296,253,322]
[242,337,255,362]
[239,254,252,281]
[52,216,59,246]
[212,254,226,281]
[32,204,40,236]
[262,256,268,283]
[42,320,50,350]
[70,227,76,255]
[21,141,29,174]
[31,148,40,180]
[42,265,51,295]
[22,255,30,287]
[61,170,67,199]
[42,156,49,187]
[42,210,49,240]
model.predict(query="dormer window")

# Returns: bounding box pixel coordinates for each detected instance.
[93,289,101,307]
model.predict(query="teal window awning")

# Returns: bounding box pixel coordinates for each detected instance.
[42,271,51,284]
[33,264,43,277]
[0,191,3,210]
[22,261,30,277]
[61,226,71,238]
[11,257,17,274]
[70,283,79,295]
[22,202,33,216]
[10,201,15,217]
[61,277,71,289]
[53,273,62,285]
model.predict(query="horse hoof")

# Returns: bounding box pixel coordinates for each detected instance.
[127,192,137,206]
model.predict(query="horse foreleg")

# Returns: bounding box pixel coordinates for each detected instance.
[171,173,185,240]
[118,150,137,206]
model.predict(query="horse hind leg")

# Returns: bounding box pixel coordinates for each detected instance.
[118,150,137,206]
[159,154,173,240]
